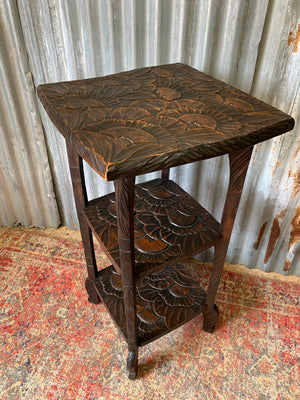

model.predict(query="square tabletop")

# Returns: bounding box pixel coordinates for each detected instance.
[38,63,294,181]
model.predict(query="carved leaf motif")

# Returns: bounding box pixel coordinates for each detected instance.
[38,62,293,181]
[143,116,187,134]
[131,99,168,115]
[156,87,182,101]
[223,97,255,113]
[138,308,161,324]
[170,283,191,297]
[135,235,168,253]
[84,178,220,276]
[135,245,180,264]
[110,107,151,120]
[167,210,197,227]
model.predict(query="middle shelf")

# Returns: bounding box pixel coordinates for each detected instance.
[84,178,221,278]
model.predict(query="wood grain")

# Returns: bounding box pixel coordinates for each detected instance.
[66,142,100,304]
[114,177,138,379]
[38,62,295,380]
[93,263,206,347]
[203,147,253,332]
[84,178,221,278]
[38,63,294,181]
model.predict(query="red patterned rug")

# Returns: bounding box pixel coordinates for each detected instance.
[0,226,299,400]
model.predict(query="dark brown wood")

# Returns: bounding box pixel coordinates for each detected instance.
[37,62,295,380]
[203,146,253,332]
[37,63,294,182]
[84,179,221,278]
[93,263,206,346]
[161,168,170,180]
[66,142,100,304]
[114,177,138,379]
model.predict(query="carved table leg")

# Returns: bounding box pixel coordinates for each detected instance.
[203,146,253,332]
[161,168,170,180]
[66,142,100,304]
[115,177,138,380]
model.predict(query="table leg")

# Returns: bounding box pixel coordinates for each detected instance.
[66,142,100,305]
[203,146,253,332]
[115,177,138,380]
[161,168,170,180]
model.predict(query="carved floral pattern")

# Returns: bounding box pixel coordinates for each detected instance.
[38,63,294,181]
[95,263,206,345]
[84,179,220,278]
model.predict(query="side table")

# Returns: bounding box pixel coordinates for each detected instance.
[38,63,294,379]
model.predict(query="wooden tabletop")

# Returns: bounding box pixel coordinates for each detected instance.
[38,63,294,181]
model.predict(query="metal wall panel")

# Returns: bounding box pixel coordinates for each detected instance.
[2,0,298,274]
[0,0,60,228]
[242,0,300,275]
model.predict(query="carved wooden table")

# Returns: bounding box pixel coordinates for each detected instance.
[38,63,294,379]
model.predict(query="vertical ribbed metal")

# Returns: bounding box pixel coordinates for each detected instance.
[238,0,300,276]
[1,0,299,274]
[0,0,59,228]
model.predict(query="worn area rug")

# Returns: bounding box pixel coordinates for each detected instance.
[0,226,299,400]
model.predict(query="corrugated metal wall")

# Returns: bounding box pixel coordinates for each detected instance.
[0,0,60,228]
[1,0,299,275]
[248,0,300,276]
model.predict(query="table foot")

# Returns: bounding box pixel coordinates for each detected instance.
[127,350,138,380]
[85,277,101,304]
[203,304,219,333]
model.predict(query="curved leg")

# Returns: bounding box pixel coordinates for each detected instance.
[203,146,253,332]
[115,177,139,379]
[66,141,101,304]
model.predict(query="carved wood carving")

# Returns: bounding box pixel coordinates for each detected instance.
[84,179,221,278]
[38,63,294,182]
[114,177,138,379]
[66,142,100,304]
[37,62,295,380]
[93,263,206,346]
[203,146,253,332]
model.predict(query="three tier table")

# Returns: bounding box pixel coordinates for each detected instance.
[38,63,294,379]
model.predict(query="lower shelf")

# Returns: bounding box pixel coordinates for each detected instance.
[93,263,206,347]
